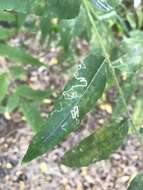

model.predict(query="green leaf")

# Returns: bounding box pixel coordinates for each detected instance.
[15,13,27,28]
[47,0,81,19]
[20,101,45,132]
[22,54,106,163]
[9,66,26,79]
[127,172,143,190]
[0,0,81,19]
[40,17,52,41]
[15,84,52,101]
[0,73,9,103]
[59,19,75,51]
[0,28,14,40]
[0,44,45,67]
[115,31,143,74]
[0,0,29,13]
[61,120,128,167]
[0,106,5,114]
[0,11,26,30]
[132,93,143,133]
[30,0,47,16]
[0,11,15,22]
[6,92,19,113]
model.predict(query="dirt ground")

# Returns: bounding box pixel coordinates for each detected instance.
[0,111,143,190]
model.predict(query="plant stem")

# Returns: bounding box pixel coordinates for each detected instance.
[82,0,138,135]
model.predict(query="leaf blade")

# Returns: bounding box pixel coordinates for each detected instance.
[0,0,29,13]
[15,84,52,101]
[20,101,45,132]
[0,44,44,67]
[0,73,9,103]
[22,54,106,163]
[61,120,128,167]
[46,0,81,19]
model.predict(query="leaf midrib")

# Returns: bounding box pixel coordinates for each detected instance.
[24,59,105,160]
[42,60,106,143]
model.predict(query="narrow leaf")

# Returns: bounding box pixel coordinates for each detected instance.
[132,94,143,134]
[22,54,106,163]
[9,66,26,79]
[6,92,19,113]
[61,120,128,167]
[0,73,9,103]
[15,84,52,101]
[0,11,15,22]
[20,101,45,132]
[0,44,44,67]
[0,28,14,40]
[47,0,81,19]
[0,0,29,13]
[0,0,81,19]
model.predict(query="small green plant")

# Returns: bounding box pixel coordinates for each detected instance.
[0,0,143,188]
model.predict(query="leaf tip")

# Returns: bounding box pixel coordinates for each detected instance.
[60,155,79,168]
[22,152,31,164]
